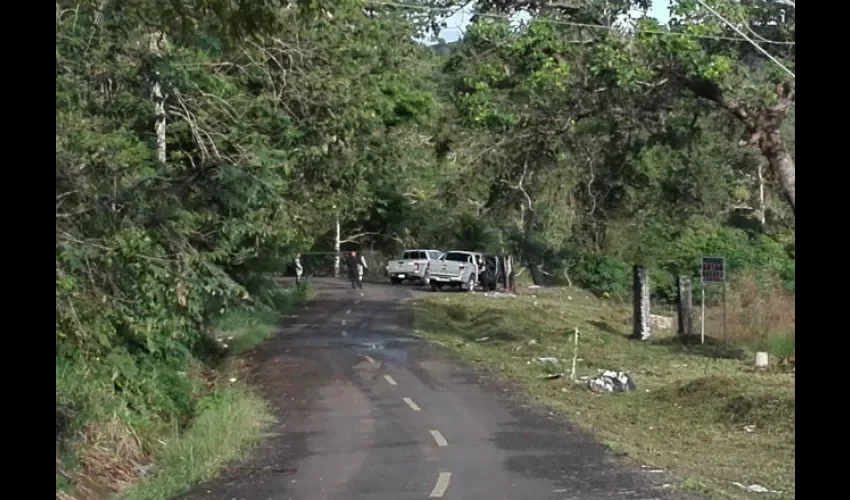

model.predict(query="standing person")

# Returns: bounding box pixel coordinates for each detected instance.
[294,253,304,285]
[345,250,367,289]
[478,256,493,291]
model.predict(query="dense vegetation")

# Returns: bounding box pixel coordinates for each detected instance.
[56,0,794,497]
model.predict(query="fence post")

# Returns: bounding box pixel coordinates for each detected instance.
[677,275,694,336]
[507,255,516,293]
[632,265,651,340]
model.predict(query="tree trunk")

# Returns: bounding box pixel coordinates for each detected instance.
[751,126,795,212]
[757,163,766,225]
[148,32,167,163]
[513,161,542,285]
[687,80,795,214]
[522,209,545,286]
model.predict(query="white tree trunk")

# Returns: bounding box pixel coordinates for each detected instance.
[149,33,167,163]
[334,212,341,278]
[153,80,166,163]
[757,163,766,225]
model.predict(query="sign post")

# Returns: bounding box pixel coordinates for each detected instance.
[700,256,727,344]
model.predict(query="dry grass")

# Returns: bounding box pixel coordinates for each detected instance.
[56,284,307,500]
[56,363,272,500]
[695,272,795,356]
[57,420,148,500]
[725,273,795,347]
[117,386,273,500]
[412,285,795,500]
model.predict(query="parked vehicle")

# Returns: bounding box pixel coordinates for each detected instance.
[425,251,508,292]
[424,250,482,292]
[386,249,444,284]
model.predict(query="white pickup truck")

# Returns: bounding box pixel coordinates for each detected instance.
[387,249,444,284]
[424,250,483,292]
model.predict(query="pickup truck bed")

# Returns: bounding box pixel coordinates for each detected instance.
[425,251,481,291]
[387,249,443,284]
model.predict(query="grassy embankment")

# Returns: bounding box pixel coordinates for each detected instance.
[57,282,309,500]
[411,284,794,500]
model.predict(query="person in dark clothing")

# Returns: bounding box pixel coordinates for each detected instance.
[477,257,495,291]
[345,250,367,289]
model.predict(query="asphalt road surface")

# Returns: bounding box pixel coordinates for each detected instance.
[183,279,701,500]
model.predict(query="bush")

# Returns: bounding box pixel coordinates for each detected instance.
[649,268,677,304]
[569,253,631,298]
[663,226,793,280]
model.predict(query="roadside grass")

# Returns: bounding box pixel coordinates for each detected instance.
[118,388,274,500]
[57,282,308,500]
[212,284,310,354]
[411,287,795,500]
[115,283,308,499]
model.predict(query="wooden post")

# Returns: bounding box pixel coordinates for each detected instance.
[569,327,579,381]
[505,255,514,292]
[510,256,517,293]
[632,265,651,340]
[722,280,728,342]
[333,212,341,278]
[700,285,706,344]
[677,276,694,336]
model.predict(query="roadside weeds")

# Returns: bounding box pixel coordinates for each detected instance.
[117,386,274,500]
[57,283,308,500]
[117,284,308,499]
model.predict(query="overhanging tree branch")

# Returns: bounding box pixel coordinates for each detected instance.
[340,231,381,244]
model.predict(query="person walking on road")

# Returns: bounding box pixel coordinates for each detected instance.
[345,250,367,289]
[295,253,304,285]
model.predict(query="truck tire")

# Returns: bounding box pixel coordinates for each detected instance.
[466,275,476,292]
[390,277,401,285]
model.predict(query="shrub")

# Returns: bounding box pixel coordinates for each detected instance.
[570,253,631,298]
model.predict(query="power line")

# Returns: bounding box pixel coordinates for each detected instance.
[369,1,796,45]
[694,0,794,78]
[722,0,796,46]
[735,0,795,6]
[738,14,795,47]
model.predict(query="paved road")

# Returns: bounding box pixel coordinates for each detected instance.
[183,279,698,500]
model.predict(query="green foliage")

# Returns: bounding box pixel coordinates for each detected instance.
[755,330,795,358]
[56,0,796,494]
[56,1,435,494]
[570,253,632,298]
[118,387,273,500]
[662,226,794,282]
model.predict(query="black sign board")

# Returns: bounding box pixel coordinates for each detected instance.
[701,256,726,283]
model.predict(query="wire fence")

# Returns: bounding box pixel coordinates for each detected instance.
[296,250,394,283]
[504,262,794,343]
